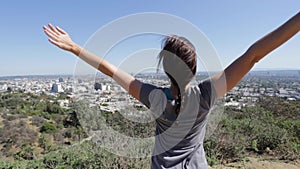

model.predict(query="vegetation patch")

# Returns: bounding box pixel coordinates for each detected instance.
[0,91,299,168]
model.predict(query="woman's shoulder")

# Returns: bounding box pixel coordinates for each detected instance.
[197,78,217,108]
[139,83,167,108]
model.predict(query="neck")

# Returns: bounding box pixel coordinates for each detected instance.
[169,83,189,99]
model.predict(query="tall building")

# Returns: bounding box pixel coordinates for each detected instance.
[59,77,64,83]
[51,83,64,93]
[94,82,102,91]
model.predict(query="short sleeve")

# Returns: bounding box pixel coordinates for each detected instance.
[139,83,167,118]
[139,83,158,108]
[198,78,217,109]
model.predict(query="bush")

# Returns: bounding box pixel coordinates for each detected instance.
[31,116,46,127]
[40,122,57,134]
[14,144,35,160]
[38,134,52,152]
[204,100,300,164]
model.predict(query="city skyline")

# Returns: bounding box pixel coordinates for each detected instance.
[0,67,300,78]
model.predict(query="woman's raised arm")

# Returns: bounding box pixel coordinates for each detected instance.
[43,24,143,100]
[211,12,300,99]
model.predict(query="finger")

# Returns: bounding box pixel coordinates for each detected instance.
[56,26,67,35]
[48,38,60,47]
[44,27,59,41]
[44,27,58,39]
[43,25,58,37]
[48,23,60,35]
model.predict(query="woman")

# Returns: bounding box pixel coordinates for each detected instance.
[43,12,299,169]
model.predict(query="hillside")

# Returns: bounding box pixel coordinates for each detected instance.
[0,90,299,168]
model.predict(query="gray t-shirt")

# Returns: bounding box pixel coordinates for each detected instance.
[139,79,216,169]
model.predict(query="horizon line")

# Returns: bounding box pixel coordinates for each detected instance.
[0,69,299,78]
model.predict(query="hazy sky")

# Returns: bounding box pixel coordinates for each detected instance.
[0,1,299,76]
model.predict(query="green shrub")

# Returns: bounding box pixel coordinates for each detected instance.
[40,122,57,134]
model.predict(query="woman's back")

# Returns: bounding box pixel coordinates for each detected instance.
[140,79,216,168]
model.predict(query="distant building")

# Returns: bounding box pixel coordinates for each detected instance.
[102,84,110,91]
[1,84,8,91]
[59,77,64,83]
[94,82,102,91]
[224,101,241,109]
[51,83,64,93]
[66,86,74,93]
[76,86,87,93]
[287,97,296,101]
[94,82,111,91]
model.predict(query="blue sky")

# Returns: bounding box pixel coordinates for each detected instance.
[0,1,299,76]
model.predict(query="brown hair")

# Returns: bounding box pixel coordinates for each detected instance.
[158,35,197,113]
[158,35,197,76]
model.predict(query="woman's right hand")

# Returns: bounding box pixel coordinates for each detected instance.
[43,23,79,54]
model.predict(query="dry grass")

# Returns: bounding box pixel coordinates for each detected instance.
[209,157,300,169]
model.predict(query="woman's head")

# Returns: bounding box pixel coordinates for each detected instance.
[158,35,197,89]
